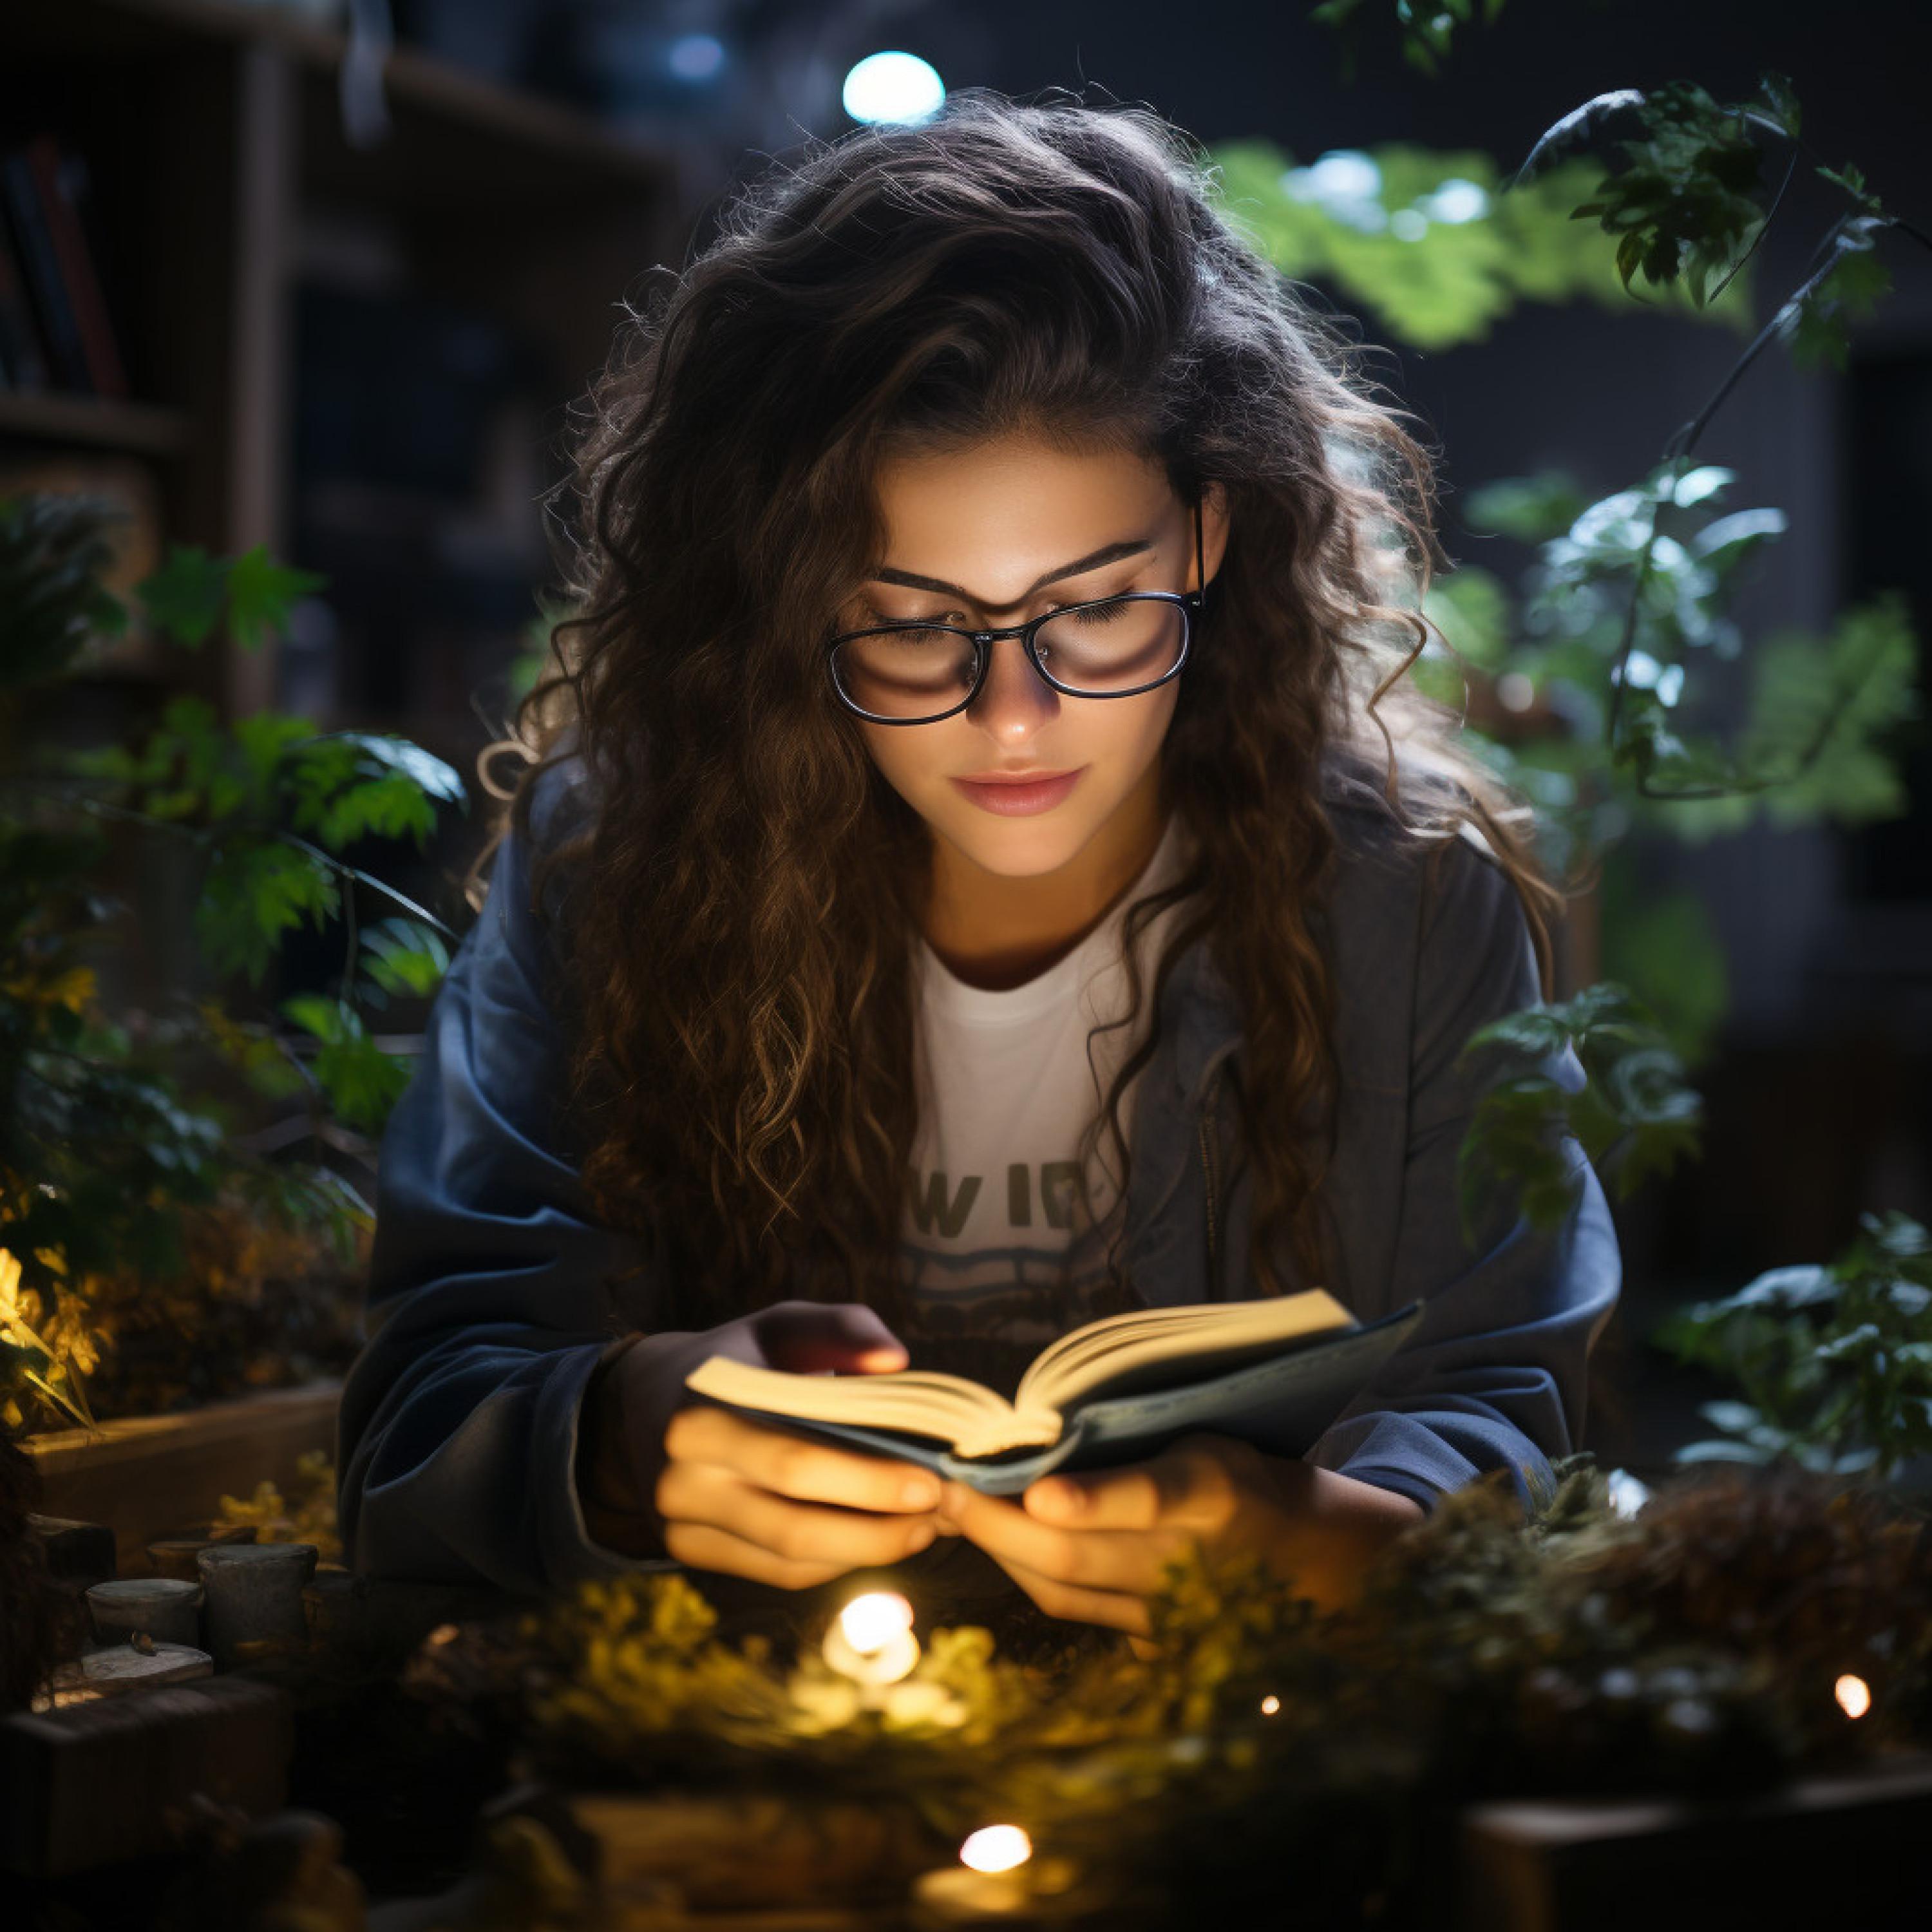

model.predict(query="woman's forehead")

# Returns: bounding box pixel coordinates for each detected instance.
[867,448,1175,598]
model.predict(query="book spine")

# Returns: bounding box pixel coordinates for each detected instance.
[28,136,127,401]
[2,147,91,393]
[0,197,52,391]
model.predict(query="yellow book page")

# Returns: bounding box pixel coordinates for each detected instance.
[682,1358,1065,1457]
[1015,1288,1355,1414]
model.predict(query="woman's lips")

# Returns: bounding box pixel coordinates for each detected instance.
[948,768,1086,816]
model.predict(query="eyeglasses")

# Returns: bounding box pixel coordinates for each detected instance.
[827,496,1209,726]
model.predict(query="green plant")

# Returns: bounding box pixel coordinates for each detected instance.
[0,491,466,1432]
[1234,70,1926,1227]
[1656,1212,1932,1481]
[1450,983,1703,1249]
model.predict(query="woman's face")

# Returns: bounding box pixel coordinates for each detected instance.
[846,434,1228,883]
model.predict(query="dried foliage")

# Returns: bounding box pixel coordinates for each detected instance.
[211,1447,343,1564]
[402,1456,1932,1926]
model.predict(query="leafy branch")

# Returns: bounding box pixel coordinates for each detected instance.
[1654,1212,1932,1481]
[1308,0,1510,81]
[1500,73,1922,796]
[1452,982,1703,1245]
[0,489,466,1432]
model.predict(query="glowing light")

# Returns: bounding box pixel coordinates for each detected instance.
[1836,1674,1871,1719]
[1605,1468,1653,1519]
[842,52,944,126]
[1307,151,1381,201]
[1497,672,1536,713]
[1260,1694,1281,1716]
[1428,178,1490,224]
[668,34,726,82]
[960,1825,1032,1872]
[840,1591,913,1652]
[824,1591,920,1687]
[1390,209,1429,242]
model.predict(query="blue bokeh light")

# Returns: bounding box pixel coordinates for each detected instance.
[668,33,726,84]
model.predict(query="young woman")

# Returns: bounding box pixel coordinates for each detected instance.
[336,89,1621,1639]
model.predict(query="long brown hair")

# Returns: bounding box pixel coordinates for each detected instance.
[470,87,1566,1330]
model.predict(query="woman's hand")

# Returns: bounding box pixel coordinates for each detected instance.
[579,1299,943,1587]
[656,1403,943,1587]
[935,1432,1426,1641]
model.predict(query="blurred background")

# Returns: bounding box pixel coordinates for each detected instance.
[2,0,1927,1484]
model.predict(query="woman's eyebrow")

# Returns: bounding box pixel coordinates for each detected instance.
[867,536,1154,611]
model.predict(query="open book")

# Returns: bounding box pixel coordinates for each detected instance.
[684,1289,1427,1495]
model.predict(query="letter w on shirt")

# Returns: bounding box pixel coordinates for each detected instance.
[907,1170,981,1239]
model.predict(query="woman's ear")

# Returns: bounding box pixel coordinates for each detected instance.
[1200,482,1231,589]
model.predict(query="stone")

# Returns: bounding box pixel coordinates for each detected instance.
[196,1542,318,1668]
[86,1576,205,1647]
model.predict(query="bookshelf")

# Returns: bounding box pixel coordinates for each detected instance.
[0,0,684,750]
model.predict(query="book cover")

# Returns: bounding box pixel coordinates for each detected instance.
[1,147,90,393]
[0,213,51,392]
[28,136,128,401]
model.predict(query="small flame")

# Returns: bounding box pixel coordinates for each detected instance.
[1260,1694,1281,1716]
[838,1591,914,1655]
[1835,1673,1871,1719]
[960,1825,1032,1873]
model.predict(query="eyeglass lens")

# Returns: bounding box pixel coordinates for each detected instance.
[831,597,1185,722]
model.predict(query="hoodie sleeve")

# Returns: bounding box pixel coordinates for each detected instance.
[1302,833,1622,1519]
[334,761,681,1594]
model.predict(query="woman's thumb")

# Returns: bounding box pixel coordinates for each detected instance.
[753,1300,909,1374]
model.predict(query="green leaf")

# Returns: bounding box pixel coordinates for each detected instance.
[0,491,129,687]
[1453,981,1703,1240]
[1743,595,1920,826]
[1598,869,1729,1066]
[359,916,451,999]
[136,542,228,648]
[325,772,438,848]
[1461,473,1593,543]
[279,996,413,1135]
[195,838,339,984]
[224,544,327,650]
[1726,1264,1838,1312]
[334,734,466,806]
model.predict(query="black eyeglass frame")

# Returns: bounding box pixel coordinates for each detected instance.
[827,495,1209,727]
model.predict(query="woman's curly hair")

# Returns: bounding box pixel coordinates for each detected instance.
[469,86,1569,1331]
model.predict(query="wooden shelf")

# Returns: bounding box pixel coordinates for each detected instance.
[0,0,685,727]
[10,0,677,193]
[0,389,193,455]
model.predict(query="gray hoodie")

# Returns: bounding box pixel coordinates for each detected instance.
[336,747,1621,1593]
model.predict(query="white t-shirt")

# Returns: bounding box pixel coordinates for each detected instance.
[889,810,1198,1397]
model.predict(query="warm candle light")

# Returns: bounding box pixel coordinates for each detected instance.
[1835,1673,1871,1719]
[842,1591,913,1653]
[823,1590,920,1687]
[1260,1694,1281,1716]
[960,1826,1032,1873]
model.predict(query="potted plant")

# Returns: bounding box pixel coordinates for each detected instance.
[0,490,466,1570]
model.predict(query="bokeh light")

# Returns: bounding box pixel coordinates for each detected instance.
[960,1824,1033,1872]
[667,35,726,83]
[842,51,945,126]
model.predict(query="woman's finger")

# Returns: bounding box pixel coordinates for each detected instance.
[988,1550,1153,1636]
[662,1519,852,1591]
[667,1404,943,1513]
[658,1458,938,1569]
[940,1484,1193,1595]
[1023,1464,1170,1531]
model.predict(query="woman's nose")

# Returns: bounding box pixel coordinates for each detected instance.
[962,641,1059,746]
